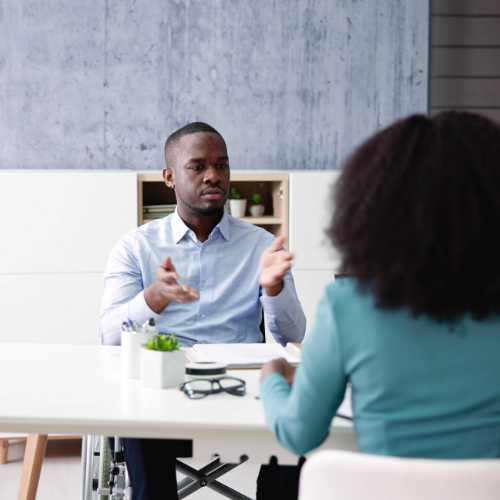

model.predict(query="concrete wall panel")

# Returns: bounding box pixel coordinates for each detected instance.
[1,0,428,171]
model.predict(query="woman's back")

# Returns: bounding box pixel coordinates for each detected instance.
[334,278,500,458]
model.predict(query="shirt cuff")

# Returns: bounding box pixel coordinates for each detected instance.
[127,290,162,328]
[260,281,292,316]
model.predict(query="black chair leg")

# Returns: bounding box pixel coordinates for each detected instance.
[176,456,252,500]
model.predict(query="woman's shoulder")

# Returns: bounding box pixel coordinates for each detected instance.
[324,277,370,307]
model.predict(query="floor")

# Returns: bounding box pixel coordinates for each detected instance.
[0,438,260,499]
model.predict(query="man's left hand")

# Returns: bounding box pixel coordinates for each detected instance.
[259,236,292,297]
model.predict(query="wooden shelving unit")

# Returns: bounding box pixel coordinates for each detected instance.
[137,171,289,244]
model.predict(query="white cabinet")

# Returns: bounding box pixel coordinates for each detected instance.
[289,171,341,334]
[293,269,335,335]
[0,171,138,344]
[289,171,341,270]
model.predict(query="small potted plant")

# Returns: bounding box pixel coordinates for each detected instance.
[249,193,265,217]
[229,187,247,218]
[141,334,185,389]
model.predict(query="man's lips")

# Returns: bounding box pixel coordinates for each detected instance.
[201,188,224,200]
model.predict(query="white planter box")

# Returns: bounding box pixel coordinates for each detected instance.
[230,199,247,218]
[140,348,186,389]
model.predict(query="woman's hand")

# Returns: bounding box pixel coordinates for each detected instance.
[260,358,296,387]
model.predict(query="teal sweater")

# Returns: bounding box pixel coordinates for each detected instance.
[260,278,500,458]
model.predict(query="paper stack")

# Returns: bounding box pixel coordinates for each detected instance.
[185,343,301,369]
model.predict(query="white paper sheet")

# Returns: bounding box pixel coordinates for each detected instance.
[192,343,301,367]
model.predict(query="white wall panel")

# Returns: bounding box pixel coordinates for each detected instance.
[0,171,138,274]
[289,171,342,271]
[293,269,335,336]
[0,273,103,345]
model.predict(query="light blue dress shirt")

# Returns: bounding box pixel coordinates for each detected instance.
[260,278,500,458]
[98,209,306,347]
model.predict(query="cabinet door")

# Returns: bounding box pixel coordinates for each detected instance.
[0,172,137,274]
[289,172,341,271]
[0,273,103,345]
[292,269,335,336]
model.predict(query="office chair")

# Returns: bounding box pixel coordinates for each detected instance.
[299,450,500,500]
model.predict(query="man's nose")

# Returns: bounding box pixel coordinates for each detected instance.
[204,166,222,184]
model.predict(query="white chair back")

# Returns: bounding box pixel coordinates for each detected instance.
[299,450,500,500]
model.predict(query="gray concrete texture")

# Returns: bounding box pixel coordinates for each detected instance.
[0,0,429,170]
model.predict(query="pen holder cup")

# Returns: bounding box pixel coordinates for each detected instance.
[121,330,156,379]
[140,348,186,389]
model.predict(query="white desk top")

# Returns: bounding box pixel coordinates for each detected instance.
[0,344,356,463]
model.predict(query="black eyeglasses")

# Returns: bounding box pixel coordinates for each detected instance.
[180,377,246,399]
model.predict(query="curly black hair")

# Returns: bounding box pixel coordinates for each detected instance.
[328,111,500,321]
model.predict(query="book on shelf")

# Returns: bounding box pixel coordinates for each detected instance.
[143,213,174,219]
[143,204,177,213]
[184,342,301,369]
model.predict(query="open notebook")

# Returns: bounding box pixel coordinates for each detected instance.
[184,343,302,369]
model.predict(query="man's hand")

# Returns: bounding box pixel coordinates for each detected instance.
[260,358,296,387]
[259,236,292,297]
[144,256,200,314]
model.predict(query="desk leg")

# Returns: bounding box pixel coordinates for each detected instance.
[18,434,48,500]
[0,440,8,464]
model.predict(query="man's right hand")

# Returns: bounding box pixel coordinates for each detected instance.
[144,256,200,314]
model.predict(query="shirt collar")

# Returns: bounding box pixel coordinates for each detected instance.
[171,208,230,244]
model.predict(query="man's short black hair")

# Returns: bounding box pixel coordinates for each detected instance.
[164,122,225,169]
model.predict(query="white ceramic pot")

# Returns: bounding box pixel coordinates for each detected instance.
[249,204,265,217]
[140,348,186,389]
[230,199,247,218]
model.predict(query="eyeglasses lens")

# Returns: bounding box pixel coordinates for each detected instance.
[184,380,213,399]
[219,378,245,395]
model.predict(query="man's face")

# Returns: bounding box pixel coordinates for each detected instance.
[164,132,230,217]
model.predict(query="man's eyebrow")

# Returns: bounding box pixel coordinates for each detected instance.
[186,157,206,163]
[185,156,228,164]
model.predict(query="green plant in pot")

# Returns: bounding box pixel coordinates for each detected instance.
[140,334,185,389]
[229,187,247,218]
[250,193,265,217]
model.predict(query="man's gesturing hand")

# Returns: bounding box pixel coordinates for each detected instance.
[259,236,292,297]
[144,256,200,314]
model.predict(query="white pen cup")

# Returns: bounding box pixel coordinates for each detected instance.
[121,330,156,379]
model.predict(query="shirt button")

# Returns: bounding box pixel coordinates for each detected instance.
[202,248,206,253]
[201,313,206,319]
[264,303,270,307]
[203,282,207,287]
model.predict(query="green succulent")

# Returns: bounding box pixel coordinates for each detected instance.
[142,334,180,352]
[229,187,242,200]
[252,193,261,205]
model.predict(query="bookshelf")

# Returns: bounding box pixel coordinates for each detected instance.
[137,171,289,244]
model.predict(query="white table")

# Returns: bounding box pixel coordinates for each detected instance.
[0,344,357,499]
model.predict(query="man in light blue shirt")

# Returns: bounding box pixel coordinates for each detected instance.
[98,204,305,346]
[98,121,305,500]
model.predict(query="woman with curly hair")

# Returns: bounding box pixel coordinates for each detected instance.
[260,111,500,459]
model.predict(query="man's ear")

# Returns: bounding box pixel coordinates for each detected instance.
[163,167,175,189]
